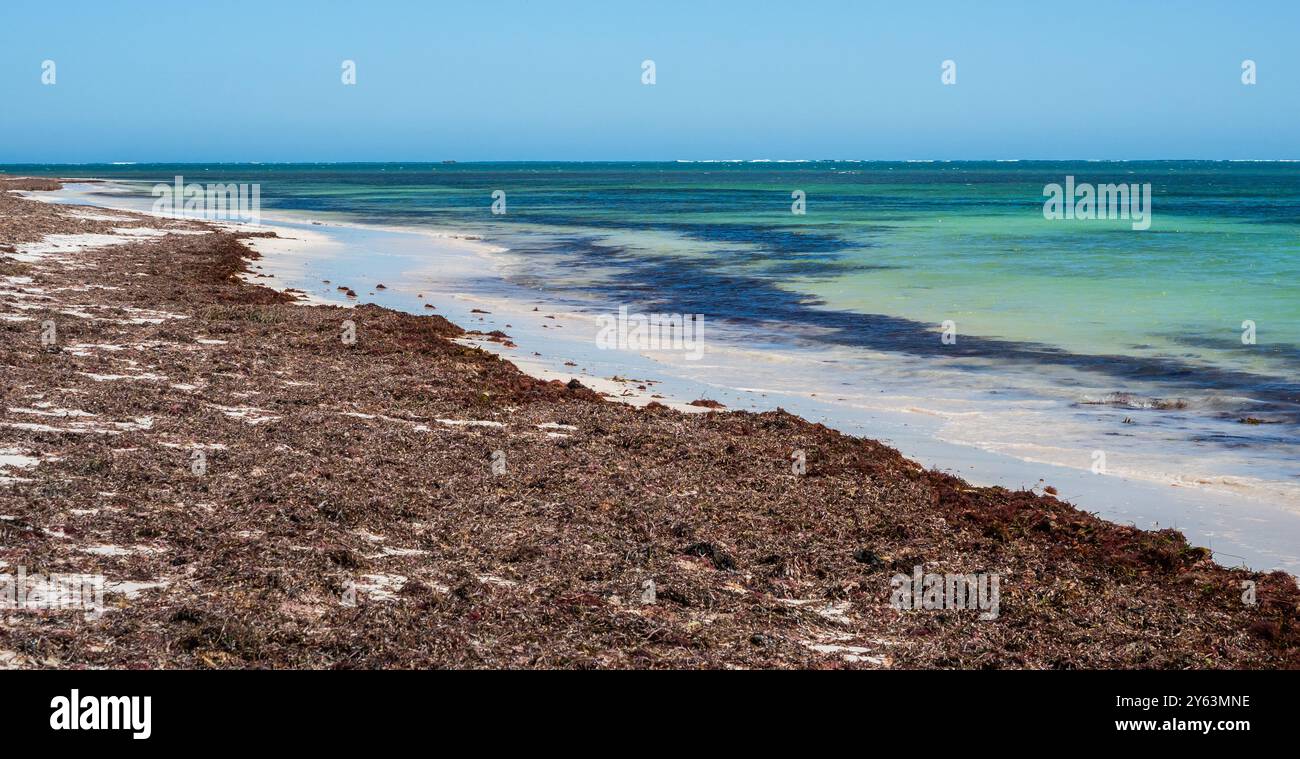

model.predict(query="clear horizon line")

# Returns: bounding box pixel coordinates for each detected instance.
[4,158,1300,166]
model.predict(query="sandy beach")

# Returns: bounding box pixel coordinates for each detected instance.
[0,176,1296,668]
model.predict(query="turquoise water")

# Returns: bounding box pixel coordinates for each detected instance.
[10,161,1300,506]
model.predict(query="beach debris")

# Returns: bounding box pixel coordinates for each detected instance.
[852,548,884,567]
[683,542,737,571]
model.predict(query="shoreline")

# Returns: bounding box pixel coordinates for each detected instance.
[34,179,1300,574]
[1,175,1297,668]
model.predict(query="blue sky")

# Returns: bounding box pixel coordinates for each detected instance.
[1,0,1296,161]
